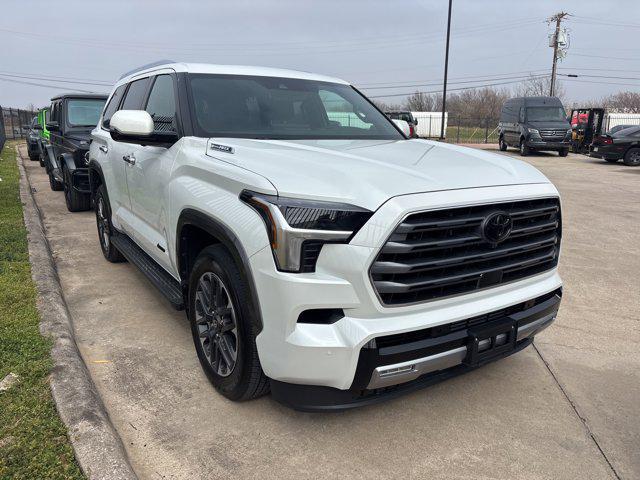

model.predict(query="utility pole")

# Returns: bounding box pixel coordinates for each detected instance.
[440,0,453,140]
[549,11,569,97]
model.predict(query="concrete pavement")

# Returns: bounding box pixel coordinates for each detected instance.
[21,145,638,479]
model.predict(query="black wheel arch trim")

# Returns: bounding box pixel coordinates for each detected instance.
[177,208,264,331]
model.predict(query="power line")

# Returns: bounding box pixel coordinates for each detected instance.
[559,73,640,81]
[0,72,112,87]
[0,76,101,93]
[356,68,549,86]
[571,52,640,62]
[360,73,549,90]
[368,75,551,99]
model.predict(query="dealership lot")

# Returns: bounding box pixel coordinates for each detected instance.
[20,145,638,479]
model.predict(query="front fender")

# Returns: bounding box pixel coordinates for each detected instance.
[60,152,78,172]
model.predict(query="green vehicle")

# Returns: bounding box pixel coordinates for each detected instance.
[34,107,50,167]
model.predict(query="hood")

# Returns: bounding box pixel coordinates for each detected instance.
[206,138,551,210]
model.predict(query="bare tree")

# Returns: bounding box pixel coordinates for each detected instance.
[514,75,565,101]
[404,91,434,111]
[372,100,403,112]
[601,91,640,113]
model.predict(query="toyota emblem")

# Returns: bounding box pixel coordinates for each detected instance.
[481,211,513,244]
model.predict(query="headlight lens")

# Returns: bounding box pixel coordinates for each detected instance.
[240,190,372,272]
[528,128,539,135]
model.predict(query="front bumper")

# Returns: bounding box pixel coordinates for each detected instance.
[526,138,570,150]
[251,183,563,400]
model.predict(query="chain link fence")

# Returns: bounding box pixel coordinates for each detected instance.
[441,117,500,144]
[0,106,38,152]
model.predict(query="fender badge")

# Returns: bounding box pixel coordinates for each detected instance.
[210,143,234,154]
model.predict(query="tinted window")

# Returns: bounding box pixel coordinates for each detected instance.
[44,109,50,123]
[121,78,150,110]
[526,107,566,122]
[188,74,401,140]
[67,99,107,127]
[102,84,127,128]
[145,75,176,132]
[613,126,640,138]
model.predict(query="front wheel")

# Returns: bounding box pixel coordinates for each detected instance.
[189,245,269,401]
[519,140,530,156]
[48,170,63,191]
[95,185,125,262]
[499,136,507,151]
[623,147,640,166]
[63,166,91,212]
[559,148,569,157]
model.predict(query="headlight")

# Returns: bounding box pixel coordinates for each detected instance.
[240,190,372,272]
[566,129,572,135]
[528,128,539,135]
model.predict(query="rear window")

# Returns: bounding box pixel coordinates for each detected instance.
[66,99,106,127]
[613,126,640,137]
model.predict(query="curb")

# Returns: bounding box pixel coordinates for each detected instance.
[16,145,138,480]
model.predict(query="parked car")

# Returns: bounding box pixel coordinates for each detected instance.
[386,111,419,137]
[46,93,107,209]
[24,116,40,160]
[498,96,571,156]
[34,107,51,167]
[590,126,640,166]
[89,62,563,411]
[606,124,634,135]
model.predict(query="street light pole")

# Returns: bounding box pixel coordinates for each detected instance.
[440,0,453,140]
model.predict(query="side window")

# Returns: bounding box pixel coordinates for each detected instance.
[145,75,176,132]
[102,84,127,129]
[519,107,525,123]
[50,102,57,122]
[121,78,150,110]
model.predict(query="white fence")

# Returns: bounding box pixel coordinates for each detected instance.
[604,113,640,132]
[412,111,447,138]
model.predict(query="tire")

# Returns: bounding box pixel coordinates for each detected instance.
[188,245,269,401]
[39,152,45,168]
[95,185,126,262]
[499,136,507,151]
[28,145,39,161]
[48,170,63,191]
[63,165,91,212]
[559,148,569,157]
[623,147,640,166]
[519,139,530,157]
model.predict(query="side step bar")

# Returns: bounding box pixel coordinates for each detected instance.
[111,233,185,310]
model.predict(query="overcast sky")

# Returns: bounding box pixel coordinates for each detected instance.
[1,0,639,109]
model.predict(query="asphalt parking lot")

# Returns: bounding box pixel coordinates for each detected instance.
[20,144,639,480]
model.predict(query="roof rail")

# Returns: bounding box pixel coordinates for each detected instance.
[118,60,176,80]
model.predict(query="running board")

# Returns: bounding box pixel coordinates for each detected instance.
[111,233,184,310]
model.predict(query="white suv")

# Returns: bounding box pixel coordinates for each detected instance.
[89,62,563,411]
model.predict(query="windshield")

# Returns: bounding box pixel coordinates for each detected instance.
[44,109,50,123]
[188,74,402,140]
[67,99,106,127]
[526,106,567,122]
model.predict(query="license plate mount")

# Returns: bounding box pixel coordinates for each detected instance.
[465,318,517,366]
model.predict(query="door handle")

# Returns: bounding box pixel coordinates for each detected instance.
[99,145,108,154]
[123,154,136,165]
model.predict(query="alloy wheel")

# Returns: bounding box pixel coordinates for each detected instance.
[96,197,110,251]
[194,272,238,377]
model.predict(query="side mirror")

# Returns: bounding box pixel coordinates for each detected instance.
[47,121,60,132]
[110,110,177,146]
[392,119,411,137]
[34,124,43,131]
[414,119,418,125]
[110,110,154,136]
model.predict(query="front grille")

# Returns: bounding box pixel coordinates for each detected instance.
[540,129,567,140]
[370,198,561,305]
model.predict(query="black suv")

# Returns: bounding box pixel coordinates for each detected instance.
[24,116,40,161]
[498,96,571,156]
[45,93,107,211]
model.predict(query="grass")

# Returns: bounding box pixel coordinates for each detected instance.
[0,141,84,479]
